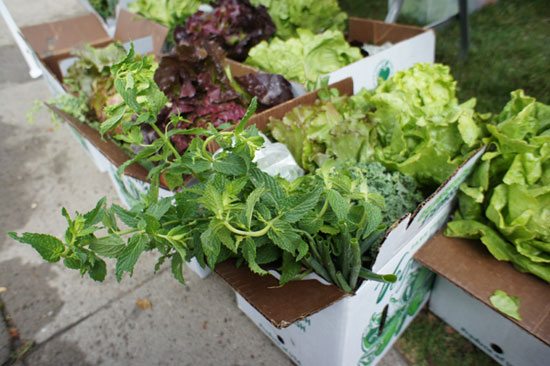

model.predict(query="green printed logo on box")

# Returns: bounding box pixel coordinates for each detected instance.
[359,259,434,365]
[374,60,394,84]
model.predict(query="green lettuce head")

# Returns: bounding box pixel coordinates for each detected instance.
[129,0,201,29]
[250,0,347,39]
[369,63,488,188]
[446,90,550,282]
[246,29,362,84]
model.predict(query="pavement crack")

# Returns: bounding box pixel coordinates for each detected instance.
[0,296,34,366]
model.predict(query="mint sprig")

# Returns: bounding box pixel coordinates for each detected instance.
[10,101,404,291]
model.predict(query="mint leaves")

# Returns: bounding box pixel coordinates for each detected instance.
[8,233,64,262]
[9,103,419,291]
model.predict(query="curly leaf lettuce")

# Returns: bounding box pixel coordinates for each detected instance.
[446,90,550,282]
[54,42,126,124]
[269,90,375,171]
[173,0,275,61]
[269,64,488,189]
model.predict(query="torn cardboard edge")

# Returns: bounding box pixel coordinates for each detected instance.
[408,146,485,227]
[415,233,550,345]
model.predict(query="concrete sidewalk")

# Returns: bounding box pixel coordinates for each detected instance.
[0,1,408,365]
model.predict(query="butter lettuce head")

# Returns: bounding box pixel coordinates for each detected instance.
[246,29,362,84]
[250,0,347,39]
[129,0,201,29]
[369,63,487,188]
[446,90,550,282]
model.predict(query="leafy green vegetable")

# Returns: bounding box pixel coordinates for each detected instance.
[269,63,488,188]
[250,0,347,39]
[54,42,127,124]
[269,87,373,171]
[102,46,167,137]
[489,290,522,321]
[446,90,550,282]
[369,63,489,188]
[128,0,202,29]
[246,29,362,85]
[10,100,411,291]
[349,162,424,226]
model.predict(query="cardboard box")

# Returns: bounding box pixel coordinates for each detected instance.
[327,17,435,93]
[213,79,485,366]
[42,76,327,278]
[18,9,169,203]
[243,17,435,93]
[20,9,168,96]
[415,234,550,366]
[78,1,138,34]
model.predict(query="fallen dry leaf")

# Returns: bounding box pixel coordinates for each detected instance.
[444,325,456,335]
[8,327,20,339]
[0,287,7,293]
[136,298,152,310]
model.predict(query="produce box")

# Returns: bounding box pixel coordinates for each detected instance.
[43,65,328,278]
[213,79,485,366]
[327,17,435,92]
[245,17,435,93]
[415,234,550,366]
[17,9,168,196]
[20,9,168,96]
[43,58,298,207]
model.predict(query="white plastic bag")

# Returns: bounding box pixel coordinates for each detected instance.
[253,133,304,181]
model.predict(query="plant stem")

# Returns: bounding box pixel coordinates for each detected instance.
[151,123,180,158]
[114,228,142,236]
[201,135,217,162]
[223,221,272,237]
[317,198,329,218]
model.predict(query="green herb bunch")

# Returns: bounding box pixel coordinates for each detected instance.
[10,100,403,291]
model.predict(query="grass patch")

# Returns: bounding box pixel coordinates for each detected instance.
[340,0,550,113]
[435,0,550,112]
[395,309,497,366]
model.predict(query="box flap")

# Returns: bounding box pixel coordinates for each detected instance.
[46,104,150,183]
[114,9,168,57]
[20,14,110,59]
[215,260,347,328]
[415,234,550,345]
[348,17,425,45]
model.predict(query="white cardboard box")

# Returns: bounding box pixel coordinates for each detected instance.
[416,235,550,366]
[328,18,435,93]
[217,142,485,365]
[430,277,550,366]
